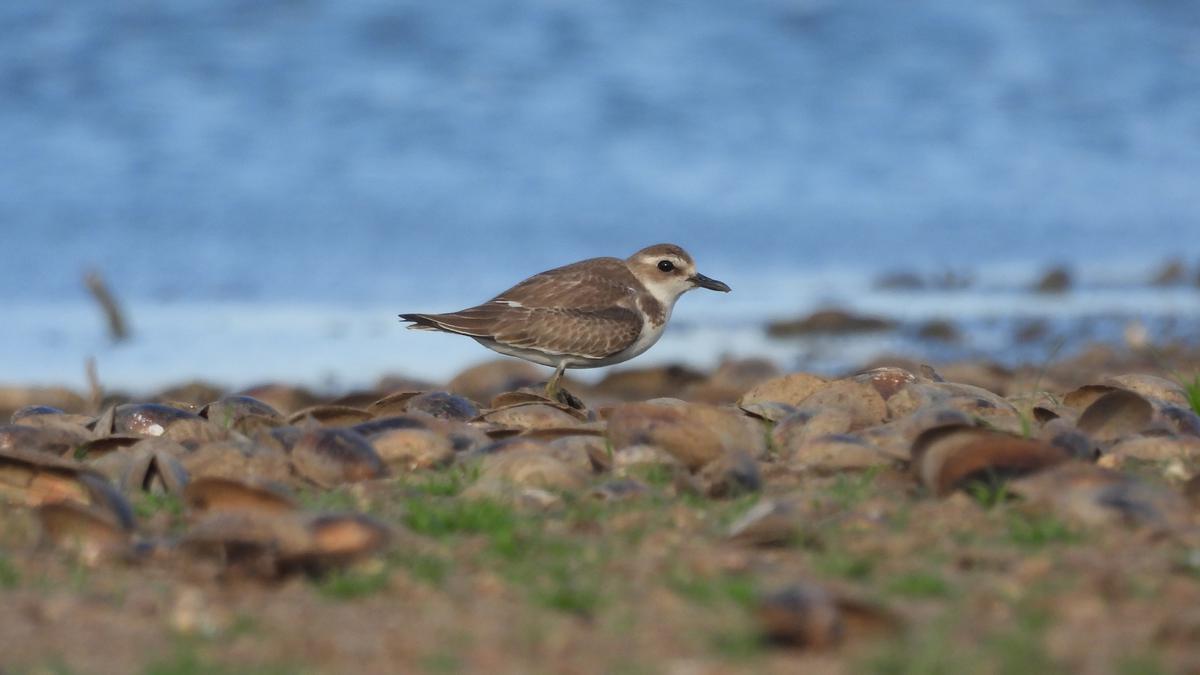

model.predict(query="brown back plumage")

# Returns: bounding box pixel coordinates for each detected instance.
[399,256,647,359]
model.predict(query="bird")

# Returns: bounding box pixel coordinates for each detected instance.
[400,243,731,399]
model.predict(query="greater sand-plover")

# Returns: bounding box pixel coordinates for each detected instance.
[400,243,730,397]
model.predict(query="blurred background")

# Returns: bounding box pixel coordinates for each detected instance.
[2,0,1199,392]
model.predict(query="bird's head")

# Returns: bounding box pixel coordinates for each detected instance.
[626,243,731,306]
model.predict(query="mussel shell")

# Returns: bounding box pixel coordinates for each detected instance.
[113,403,203,436]
[738,372,830,408]
[404,391,480,421]
[36,501,132,562]
[184,476,296,515]
[912,425,1070,497]
[286,405,374,427]
[1076,390,1155,442]
[290,428,388,487]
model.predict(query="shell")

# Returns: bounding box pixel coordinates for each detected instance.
[696,450,762,499]
[202,395,283,434]
[184,476,297,515]
[477,402,587,430]
[0,423,92,458]
[727,499,797,546]
[181,439,292,483]
[290,428,389,487]
[738,372,829,408]
[1075,390,1155,442]
[606,402,765,470]
[399,391,480,420]
[911,425,1070,497]
[286,405,374,427]
[302,513,391,566]
[472,447,589,492]
[36,501,132,563]
[1010,463,1191,529]
[757,583,899,648]
[853,367,920,401]
[113,403,202,437]
[771,408,855,458]
[788,434,891,472]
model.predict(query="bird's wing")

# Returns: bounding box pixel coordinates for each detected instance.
[399,257,645,359]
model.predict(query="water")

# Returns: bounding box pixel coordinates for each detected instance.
[2,0,1199,392]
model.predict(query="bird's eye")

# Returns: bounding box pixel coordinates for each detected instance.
[657,260,675,272]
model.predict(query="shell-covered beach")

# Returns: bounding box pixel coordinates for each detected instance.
[3,339,1200,673]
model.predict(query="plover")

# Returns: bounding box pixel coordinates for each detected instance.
[400,243,730,397]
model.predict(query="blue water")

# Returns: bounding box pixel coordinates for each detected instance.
[2,0,1199,390]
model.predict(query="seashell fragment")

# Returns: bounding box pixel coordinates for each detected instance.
[36,501,132,564]
[113,403,202,437]
[912,425,1071,497]
[184,477,297,515]
[728,499,797,546]
[738,372,829,408]
[286,405,374,428]
[1011,463,1191,529]
[403,391,481,421]
[1076,390,1155,442]
[607,402,764,470]
[290,428,388,487]
[756,583,900,648]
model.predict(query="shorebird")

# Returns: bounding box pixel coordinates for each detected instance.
[400,243,730,398]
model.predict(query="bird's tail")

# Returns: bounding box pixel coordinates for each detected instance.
[398,313,446,332]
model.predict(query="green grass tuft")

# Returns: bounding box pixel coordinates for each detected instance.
[315,568,391,600]
[885,571,952,598]
[1006,512,1081,548]
[0,554,20,589]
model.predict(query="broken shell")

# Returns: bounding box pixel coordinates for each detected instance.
[403,391,480,421]
[756,584,844,648]
[1106,436,1200,463]
[113,403,202,436]
[0,423,91,458]
[912,425,1070,497]
[853,367,919,401]
[757,583,899,648]
[181,440,292,483]
[365,391,420,418]
[799,381,888,430]
[301,512,391,566]
[728,499,797,546]
[180,511,313,577]
[696,450,762,499]
[37,501,132,564]
[184,476,297,515]
[360,425,454,471]
[1011,463,1191,529]
[589,478,648,502]
[1062,384,1119,412]
[290,428,388,487]
[477,402,587,429]
[471,447,589,492]
[201,395,283,435]
[607,402,764,471]
[286,405,374,427]
[789,434,892,472]
[739,401,799,423]
[11,405,66,421]
[1103,374,1191,409]
[738,372,829,408]
[1076,390,1155,442]
[771,408,855,458]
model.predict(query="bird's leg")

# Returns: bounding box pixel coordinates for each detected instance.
[545,362,568,401]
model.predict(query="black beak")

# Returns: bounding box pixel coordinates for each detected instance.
[690,273,731,293]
